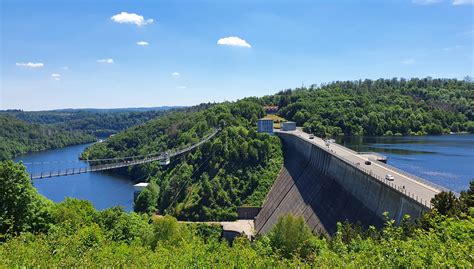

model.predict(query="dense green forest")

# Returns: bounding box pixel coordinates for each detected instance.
[2,108,173,137]
[81,78,473,220]
[0,161,472,267]
[82,100,283,220]
[0,115,95,161]
[261,78,474,137]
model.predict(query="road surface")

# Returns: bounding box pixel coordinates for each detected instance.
[276,129,445,207]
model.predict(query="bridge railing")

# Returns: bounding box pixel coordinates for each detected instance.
[30,128,221,179]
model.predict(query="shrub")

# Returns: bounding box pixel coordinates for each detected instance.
[268,214,322,259]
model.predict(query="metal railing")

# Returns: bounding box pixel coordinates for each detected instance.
[373,160,455,195]
[30,128,221,180]
[286,132,434,209]
[358,152,388,161]
[322,144,433,209]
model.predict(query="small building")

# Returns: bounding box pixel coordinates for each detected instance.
[281,121,296,131]
[257,118,274,134]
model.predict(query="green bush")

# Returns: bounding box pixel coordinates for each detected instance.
[268,214,325,260]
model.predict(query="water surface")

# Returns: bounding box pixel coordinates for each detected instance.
[15,143,135,211]
[339,134,474,193]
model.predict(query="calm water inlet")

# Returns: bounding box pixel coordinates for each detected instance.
[14,143,135,211]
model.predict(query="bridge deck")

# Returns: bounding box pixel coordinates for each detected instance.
[276,129,452,207]
[29,128,220,180]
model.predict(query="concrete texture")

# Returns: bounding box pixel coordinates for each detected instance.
[237,207,261,219]
[179,220,255,240]
[255,131,430,237]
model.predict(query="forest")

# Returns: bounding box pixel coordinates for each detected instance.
[0,114,95,161]
[261,78,474,137]
[0,107,178,160]
[2,108,173,137]
[0,160,472,267]
[81,78,474,221]
[82,100,283,220]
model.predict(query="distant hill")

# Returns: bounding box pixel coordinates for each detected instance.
[0,115,95,160]
[0,107,182,137]
[48,106,185,113]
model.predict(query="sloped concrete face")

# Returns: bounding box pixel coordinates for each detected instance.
[255,133,426,237]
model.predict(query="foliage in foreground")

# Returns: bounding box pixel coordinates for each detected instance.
[0,161,473,267]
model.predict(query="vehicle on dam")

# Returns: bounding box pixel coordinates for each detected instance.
[385,174,395,181]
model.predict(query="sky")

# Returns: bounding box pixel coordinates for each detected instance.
[1,0,473,111]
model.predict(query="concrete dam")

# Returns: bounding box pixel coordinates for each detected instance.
[255,130,448,236]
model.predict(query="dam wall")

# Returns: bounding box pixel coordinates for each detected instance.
[255,132,428,236]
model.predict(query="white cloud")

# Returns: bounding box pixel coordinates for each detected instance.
[401,58,416,65]
[452,0,473,5]
[51,73,61,81]
[177,86,187,89]
[137,41,149,46]
[171,72,180,76]
[111,12,153,26]
[97,58,114,64]
[217,36,251,48]
[412,0,442,4]
[16,62,44,68]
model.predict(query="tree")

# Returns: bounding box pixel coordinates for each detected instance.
[134,181,159,214]
[51,198,96,230]
[459,180,474,215]
[268,214,319,259]
[0,161,52,234]
[431,191,462,217]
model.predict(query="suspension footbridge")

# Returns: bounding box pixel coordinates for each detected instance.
[23,128,221,180]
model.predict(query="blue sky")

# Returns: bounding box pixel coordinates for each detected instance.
[1,0,473,110]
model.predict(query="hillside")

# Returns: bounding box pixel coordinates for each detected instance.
[82,100,283,220]
[82,78,473,220]
[1,108,175,137]
[262,78,473,137]
[0,115,95,161]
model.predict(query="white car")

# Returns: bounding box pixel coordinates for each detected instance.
[385,174,395,181]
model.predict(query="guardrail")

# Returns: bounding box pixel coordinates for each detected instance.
[286,132,434,209]
[358,152,388,161]
[322,144,433,209]
[373,160,456,195]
